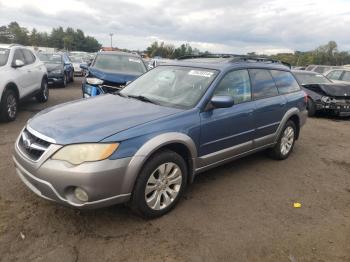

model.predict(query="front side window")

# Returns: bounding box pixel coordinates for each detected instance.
[342,71,350,81]
[92,54,146,75]
[270,70,300,94]
[249,69,278,100]
[326,70,343,80]
[22,49,36,65]
[214,69,251,104]
[120,66,218,109]
[0,48,10,67]
[13,49,25,64]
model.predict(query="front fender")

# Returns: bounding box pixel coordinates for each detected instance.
[121,132,197,194]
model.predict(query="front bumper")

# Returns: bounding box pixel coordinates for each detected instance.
[13,134,133,209]
[315,102,350,116]
[48,74,64,85]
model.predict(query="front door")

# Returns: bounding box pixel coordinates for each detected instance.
[199,69,255,167]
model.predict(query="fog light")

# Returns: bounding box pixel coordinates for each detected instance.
[74,187,89,202]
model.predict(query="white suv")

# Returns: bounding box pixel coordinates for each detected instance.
[0,44,48,122]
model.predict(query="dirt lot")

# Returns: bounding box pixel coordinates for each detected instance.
[0,79,349,262]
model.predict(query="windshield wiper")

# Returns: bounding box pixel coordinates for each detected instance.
[128,95,158,105]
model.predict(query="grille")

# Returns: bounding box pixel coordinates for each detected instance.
[18,128,51,161]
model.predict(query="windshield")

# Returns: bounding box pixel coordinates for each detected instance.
[120,66,218,109]
[294,72,332,85]
[0,48,10,67]
[92,54,146,75]
[38,53,62,64]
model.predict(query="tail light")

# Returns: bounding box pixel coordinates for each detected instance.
[303,91,308,104]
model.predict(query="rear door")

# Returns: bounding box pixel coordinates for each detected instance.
[249,69,287,146]
[22,49,42,92]
[199,69,255,164]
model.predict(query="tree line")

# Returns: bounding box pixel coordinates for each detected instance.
[145,40,350,66]
[0,22,101,52]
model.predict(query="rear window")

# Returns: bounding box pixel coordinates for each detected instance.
[342,71,350,81]
[294,73,332,85]
[270,70,300,94]
[326,70,343,80]
[249,69,278,100]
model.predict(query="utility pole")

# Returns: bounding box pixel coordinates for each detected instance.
[109,33,113,49]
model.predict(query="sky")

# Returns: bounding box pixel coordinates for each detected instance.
[0,0,349,54]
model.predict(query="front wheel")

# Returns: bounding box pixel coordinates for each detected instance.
[130,150,187,218]
[61,73,67,88]
[36,78,49,103]
[307,98,316,117]
[0,89,18,122]
[269,120,296,160]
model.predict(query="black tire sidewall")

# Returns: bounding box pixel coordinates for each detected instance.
[307,99,316,117]
[36,78,49,102]
[0,89,18,122]
[62,73,67,87]
[131,150,188,218]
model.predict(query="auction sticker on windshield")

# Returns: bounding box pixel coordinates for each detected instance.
[188,70,214,77]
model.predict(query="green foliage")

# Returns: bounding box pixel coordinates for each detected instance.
[0,21,101,52]
[146,41,207,59]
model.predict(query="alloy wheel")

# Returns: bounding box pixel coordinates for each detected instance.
[7,94,17,119]
[145,162,182,210]
[280,126,295,155]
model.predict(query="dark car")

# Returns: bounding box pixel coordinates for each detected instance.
[80,51,147,97]
[293,70,350,117]
[37,52,74,87]
[13,55,307,218]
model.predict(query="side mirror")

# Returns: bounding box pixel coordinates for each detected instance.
[13,59,25,68]
[80,63,89,70]
[210,95,234,109]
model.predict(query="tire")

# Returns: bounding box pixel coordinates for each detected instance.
[269,120,297,160]
[61,73,67,88]
[130,150,188,219]
[70,71,74,82]
[36,78,49,103]
[0,89,18,122]
[307,98,316,117]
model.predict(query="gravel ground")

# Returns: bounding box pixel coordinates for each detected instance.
[0,78,349,262]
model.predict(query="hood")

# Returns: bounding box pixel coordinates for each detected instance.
[89,67,140,84]
[28,94,182,144]
[303,83,350,97]
[44,63,62,72]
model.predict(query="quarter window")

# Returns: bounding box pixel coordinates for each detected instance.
[270,70,300,94]
[249,69,278,100]
[214,70,251,104]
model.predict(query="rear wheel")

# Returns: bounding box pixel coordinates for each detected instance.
[36,78,49,103]
[130,150,187,218]
[269,120,296,160]
[307,98,316,117]
[0,89,18,122]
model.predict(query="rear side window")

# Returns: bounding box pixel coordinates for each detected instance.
[270,70,300,94]
[326,70,343,80]
[214,69,251,104]
[249,69,278,100]
[342,71,350,81]
[22,49,36,65]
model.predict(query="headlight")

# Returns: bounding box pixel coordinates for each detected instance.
[321,96,331,103]
[52,143,119,165]
[86,77,103,85]
[51,69,62,74]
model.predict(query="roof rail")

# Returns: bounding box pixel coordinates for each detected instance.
[177,54,291,68]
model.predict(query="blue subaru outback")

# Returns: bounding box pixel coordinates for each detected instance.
[13,55,307,218]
